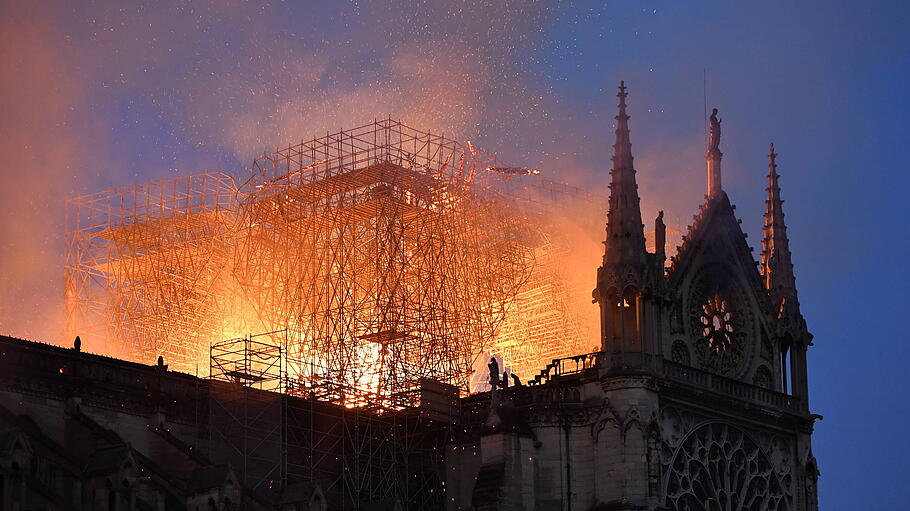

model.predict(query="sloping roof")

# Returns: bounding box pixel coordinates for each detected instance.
[0,402,82,472]
[187,464,235,492]
[0,428,30,458]
[84,444,134,476]
[275,480,322,504]
[667,192,771,315]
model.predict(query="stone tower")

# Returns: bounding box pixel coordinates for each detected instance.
[445,82,820,511]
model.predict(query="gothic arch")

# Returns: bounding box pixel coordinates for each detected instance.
[623,406,643,434]
[592,398,622,442]
[647,422,662,500]
[663,421,789,511]
[624,418,647,495]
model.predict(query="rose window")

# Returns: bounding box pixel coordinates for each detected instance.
[688,269,753,378]
[701,295,734,353]
[665,422,790,511]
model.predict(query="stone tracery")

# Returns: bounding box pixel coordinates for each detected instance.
[687,267,755,378]
[665,422,789,511]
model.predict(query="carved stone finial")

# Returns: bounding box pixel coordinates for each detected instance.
[157,355,164,368]
[73,336,81,352]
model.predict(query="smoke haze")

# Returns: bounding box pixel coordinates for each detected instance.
[0,1,636,345]
[3,3,910,508]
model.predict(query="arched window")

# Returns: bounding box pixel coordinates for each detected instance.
[621,287,641,352]
[605,287,641,353]
[780,344,790,394]
[609,289,622,350]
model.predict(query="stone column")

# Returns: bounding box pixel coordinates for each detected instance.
[593,377,659,510]
[472,431,536,511]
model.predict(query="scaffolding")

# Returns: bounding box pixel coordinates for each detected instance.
[233,119,537,402]
[209,330,454,509]
[209,331,287,494]
[64,172,238,369]
[482,176,607,385]
[283,379,455,509]
[64,120,607,401]
[64,119,612,509]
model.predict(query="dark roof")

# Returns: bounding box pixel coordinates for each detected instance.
[84,444,133,476]
[188,464,234,492]
[0,334,200,379]
[0,428,29,457]
[0,402,82,471]
[275,480,321,504]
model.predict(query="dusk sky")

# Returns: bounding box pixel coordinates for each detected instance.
[1,2,908,507]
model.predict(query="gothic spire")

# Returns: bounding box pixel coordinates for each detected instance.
[604,81,646,266]
[761,143,799,315]
[612,81,634,172]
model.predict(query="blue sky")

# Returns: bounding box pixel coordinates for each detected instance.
[1,2,908,507]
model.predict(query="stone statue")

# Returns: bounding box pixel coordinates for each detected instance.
[511,373,523,387]
[488,357,500,391]
[708,108,721,152]
[655,210,666,255]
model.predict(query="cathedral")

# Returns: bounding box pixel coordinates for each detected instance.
[444,82,819,510]
[0,82,819,510]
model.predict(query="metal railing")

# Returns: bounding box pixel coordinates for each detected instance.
[528,351,602,385]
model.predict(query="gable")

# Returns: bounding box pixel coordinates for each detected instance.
[664,193,778,384]
[668,193,770,316]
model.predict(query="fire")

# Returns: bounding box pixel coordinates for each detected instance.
[64,120,606,406]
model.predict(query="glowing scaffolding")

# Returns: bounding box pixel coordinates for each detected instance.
[233,119,538,403]
[64,172,238,369]
[64,119,606,403]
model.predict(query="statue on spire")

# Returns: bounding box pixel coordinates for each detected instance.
[705,108,723,196]
[708,108,722,153]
